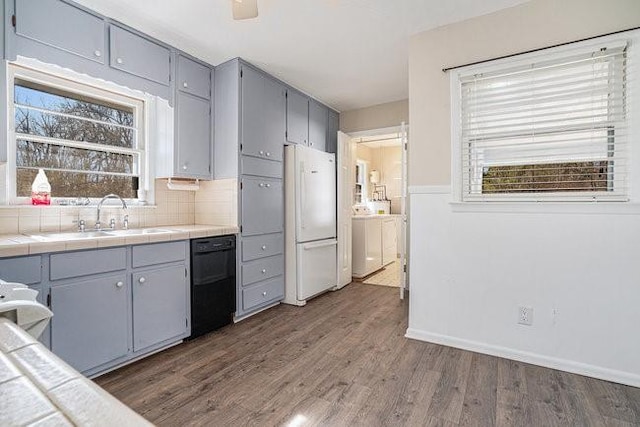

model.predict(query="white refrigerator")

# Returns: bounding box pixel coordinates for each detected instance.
[284,144,337,306]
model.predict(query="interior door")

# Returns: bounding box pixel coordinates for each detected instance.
[295,146,336,242]
[399,122,409,300]
[336,132,354,288]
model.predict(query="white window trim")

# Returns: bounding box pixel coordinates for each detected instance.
[450,31,640,205]
[4,60,155,206]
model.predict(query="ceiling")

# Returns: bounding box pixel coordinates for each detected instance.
[75,0,529,111]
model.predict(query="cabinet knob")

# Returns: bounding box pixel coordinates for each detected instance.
[139,277,146,284]
[310,142,314,146]
[116,57,123,64]
[259,183,264,187]
[262,291,267,296]
[94,50,102,57]
[259,150,264,155]
[266,152,271,157]
[182,164,188,170]
[261,269,266,274]
[261,245,267,250]
[265,183,271,188]
[116,281,124,288]
[183,81,188,88]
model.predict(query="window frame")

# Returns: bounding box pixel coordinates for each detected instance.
[450,32,639,204]
[6,63,148,205]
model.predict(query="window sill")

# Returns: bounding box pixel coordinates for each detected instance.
[449,201,640,215]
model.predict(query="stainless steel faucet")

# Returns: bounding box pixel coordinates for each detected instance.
[96,194,128,230]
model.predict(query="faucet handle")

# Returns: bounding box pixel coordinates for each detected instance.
[123,215,129,230]
[109,218,116,229]
[72,219,86,232]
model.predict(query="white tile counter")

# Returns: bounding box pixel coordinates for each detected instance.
[0,225,238,258]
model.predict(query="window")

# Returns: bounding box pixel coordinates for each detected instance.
[9,65,146,201]
[453,39,629,202]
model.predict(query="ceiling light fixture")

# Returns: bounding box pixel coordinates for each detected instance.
[232,0,258,20]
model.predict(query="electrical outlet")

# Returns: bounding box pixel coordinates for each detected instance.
[518,306,533,326]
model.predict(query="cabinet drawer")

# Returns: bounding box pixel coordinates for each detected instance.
[50,248,126,281]
[110,25,171,86]
[242,255,283,287]
[0,256,42,285]
[132,241,186,268]
[242,233,283,262]
[15,0,105,64]
[241,156,283,178]
[241,176,283,235]
[178,55,211,99]
[242,277,284,312]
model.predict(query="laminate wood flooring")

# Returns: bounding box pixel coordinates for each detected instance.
[96,284,640,426]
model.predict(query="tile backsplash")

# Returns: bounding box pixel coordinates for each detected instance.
[0,178,238,235]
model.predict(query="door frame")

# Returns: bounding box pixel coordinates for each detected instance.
[347,124,410,298]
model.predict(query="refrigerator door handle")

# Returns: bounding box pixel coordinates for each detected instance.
[300,162,306,229]
[303,240,338,250]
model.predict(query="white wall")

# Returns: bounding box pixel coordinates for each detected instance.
[407,0,640,387]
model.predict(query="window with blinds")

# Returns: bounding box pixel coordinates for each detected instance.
[458,43,628,201]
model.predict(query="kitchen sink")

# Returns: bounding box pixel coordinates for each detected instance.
[29,231,112,242]
[28,228,172,242]
[104,228,172,236]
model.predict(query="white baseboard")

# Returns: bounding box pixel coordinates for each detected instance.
[405,328,640,388]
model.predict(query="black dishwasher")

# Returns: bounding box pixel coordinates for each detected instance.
[190,236,236,339]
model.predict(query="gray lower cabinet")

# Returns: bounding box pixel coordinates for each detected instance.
[15,0,105,64]
[0,255,42,285]
[286,89,309,146]
[10,241,193,376]
[132,265,188,352]
[50,274,129,373]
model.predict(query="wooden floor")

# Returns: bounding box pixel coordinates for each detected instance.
[97,284,640,426]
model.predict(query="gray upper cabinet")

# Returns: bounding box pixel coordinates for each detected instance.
[241,65,286,162]
[50,274,129,373]
[308,100,328,151]
[286,90,309,146]
[327,109,339,154]
[241,176,283,235]
[109,25,171,86]
[176,91,212,178]
[15,0,105,64]
[178,54,211,99]
[132,265,188,352]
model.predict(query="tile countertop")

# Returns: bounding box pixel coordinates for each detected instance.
[0,225,239,258]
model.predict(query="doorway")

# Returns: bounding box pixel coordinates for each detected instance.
[337,124,409,297]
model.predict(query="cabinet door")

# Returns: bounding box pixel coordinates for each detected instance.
[241,177,283,235]
[241,66,285,162]
[132,266,187,352]
[308,100,328,151]
[327,110,339,154]
[15,0,105,63]
[50,275,129,373]
[176,92,212,178]
[110,25,171,86]
[286,90,309,146]
[178,55,211,100]
[365,219,383,273]
[382,219,397,265]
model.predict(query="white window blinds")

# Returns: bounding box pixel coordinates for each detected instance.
[459,43,628,201]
